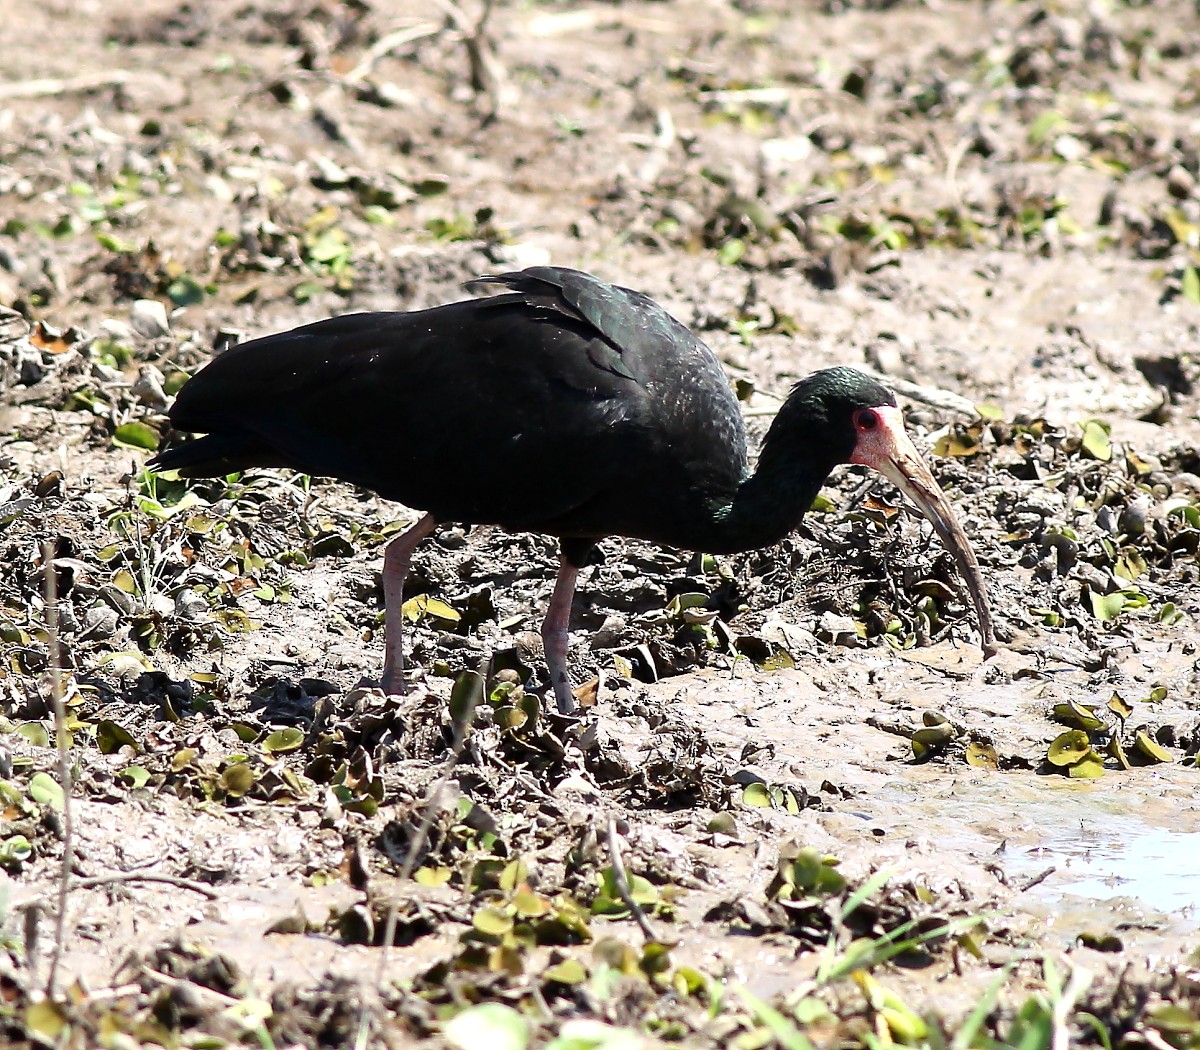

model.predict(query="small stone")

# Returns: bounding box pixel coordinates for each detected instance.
[1166,164,1196,200]
[816,612,862,647]
[81,604,120,639]
[148,592,175,618]
[589,614,628,649]
[98,318,134,342]
[1095,505,1120,535]
[174,588,208,621]
[760,619,817,652]
[132,364,169,409]
[0,305,29,342]
[1119,496,1151,536]
[16,345,49,385]
[131,298,170,339]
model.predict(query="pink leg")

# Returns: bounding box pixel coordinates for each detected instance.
[381,513,438,695]
[542,553,581,714]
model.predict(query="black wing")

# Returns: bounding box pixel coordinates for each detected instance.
[154,267,748,545]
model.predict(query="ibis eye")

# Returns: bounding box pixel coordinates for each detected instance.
[855,408,880,431]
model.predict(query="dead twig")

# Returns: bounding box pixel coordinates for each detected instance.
[343,22,441,84]
[858,368,979,417]
[431,0,507,120]
[42,541,74,998]
[1019,866,1056,892]
[0,70,131,101]
[377,669,484,984]
[605,816,660,943]
[140,967,241,1007]
[71,872,220,900]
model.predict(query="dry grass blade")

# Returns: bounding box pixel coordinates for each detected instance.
[377,668,485,986]
[71,873,220,900]
[40,542,75,997]
[606,815,660,944]
[0,71,131,100]
[343,22,442,84]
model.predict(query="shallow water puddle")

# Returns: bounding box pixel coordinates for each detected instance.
[1033,823,1200,912]
[874,771,1200,923]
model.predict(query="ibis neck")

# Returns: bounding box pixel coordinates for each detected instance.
[704,452,830,554]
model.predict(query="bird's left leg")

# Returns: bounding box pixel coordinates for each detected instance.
[542,540,595,715]
[380,512,438,695]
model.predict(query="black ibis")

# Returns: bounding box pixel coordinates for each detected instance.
[151,266,996,712]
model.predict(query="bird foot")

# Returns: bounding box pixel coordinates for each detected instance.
[375,668,414,697]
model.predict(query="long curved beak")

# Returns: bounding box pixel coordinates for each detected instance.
[851,406,997,657]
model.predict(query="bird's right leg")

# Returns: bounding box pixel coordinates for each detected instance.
[542,539,596,715]
[380,512,438,695]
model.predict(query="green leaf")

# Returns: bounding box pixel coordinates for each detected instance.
[512,887,549,918]
[1047,730,1091,767]
[96,719,140,754]
[1182,264,1200,305]
[1132,731,1172,764]
[1079,419,1111,461]
[414,865,452,886]
[472,906,514,937]
[499,858,528,892]
[220,762,255,798]
[1107,693,1133,720]
[737,988,817,1050]
[262,727,304,754]
[741,782,772,807]
[0,835,33,868]
[543,958,588,985]
[16,722,50,747]
[444,1004,529,1050]
[1089,589,1126,622]
[214,609,259,632]
[707,812,737,835]
[1114,550,1147,581]
[120,765,152,789]
[23,999,66,1042]
[112,421,161,451]
[1027,109,1067,145]
[402,594,461,623]
[1051,701,1105,732]
[965,741,999,769]
[1067,751,1105,778]
[1158,602,1184,625]
[166,275,206,307]
[28,772,64,810]
[449,670,485,724]
[627,873,659,906]
[717,238,746,266]
[292,280,325,303]
[912,724,955,758]
[786,849,846,895]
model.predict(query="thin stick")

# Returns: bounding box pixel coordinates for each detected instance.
[41,542,74,997]
[431,0,505,118]
[376,669,484,984]
[605,816,659,943]
[857,368,979,417]
[140,966,240,1006]
[1019,866,1056,892]
[343,22,441,83]
[0,71,131,101]
[71,872,220,900]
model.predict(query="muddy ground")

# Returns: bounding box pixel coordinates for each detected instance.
[2,0,1200,1046]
